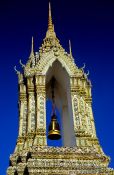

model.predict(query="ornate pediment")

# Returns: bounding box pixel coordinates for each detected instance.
[24,49,82,77]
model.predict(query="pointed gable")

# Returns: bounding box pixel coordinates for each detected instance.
[24,3,82,77]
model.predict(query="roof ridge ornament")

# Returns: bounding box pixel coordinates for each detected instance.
[29,36,34,58]
[81,63,86,71]
[86,70,89,76]
[69,40,73,58]
[19,59,25,68]
[14,66,20,75]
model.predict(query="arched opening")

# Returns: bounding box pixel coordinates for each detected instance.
[16,156,22,164]
[14,171,18,175]
[26,152,32,162]
[46,60,76,147]
[24,167,29,175]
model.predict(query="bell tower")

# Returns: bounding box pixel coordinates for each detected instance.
[7,3,114,175]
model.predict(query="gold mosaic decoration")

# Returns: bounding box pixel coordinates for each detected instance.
[7,3,114,175]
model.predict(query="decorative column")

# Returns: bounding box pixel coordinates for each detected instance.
[79,97,86,131]
[85,81,97,137]
[84,81,100,148]
[19,84,27,135]
[25,77,35,148]
[89,105,97,137]
[70,77,84,147]
[85,103,95,137]
[15,74,27,152]
[86,103,101,150]
[71,95,82,146]
[70,76,93,147]
[34,75,47,146]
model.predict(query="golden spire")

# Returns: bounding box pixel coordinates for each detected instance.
[46,2,56,38]
[48,2,53,31]
[29,36,34,58]
[69,40,73,57]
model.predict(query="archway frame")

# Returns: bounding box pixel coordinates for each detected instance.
[45,59,76,146]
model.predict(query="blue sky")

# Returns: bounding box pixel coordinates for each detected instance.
[0,0,114,174]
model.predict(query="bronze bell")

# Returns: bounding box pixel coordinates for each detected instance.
[48,77,61,140]
[48,113,61,140]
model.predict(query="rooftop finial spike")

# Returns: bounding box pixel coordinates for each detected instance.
[69,40,73,58]
[29,36,34,58]
[46,2,56,38]
[48,2,53,31]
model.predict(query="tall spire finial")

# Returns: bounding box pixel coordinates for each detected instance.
[48,2,53,31]
[29,36,34,58]
[46,2,56,38]
[69,40,73,58]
